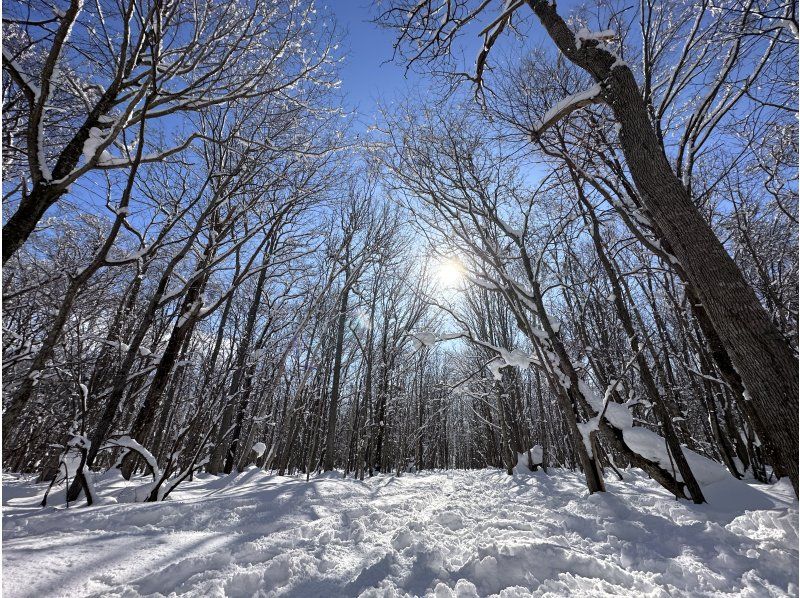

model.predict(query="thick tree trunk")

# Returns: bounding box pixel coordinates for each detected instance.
[3,184,65,264]
[529,0,799,493]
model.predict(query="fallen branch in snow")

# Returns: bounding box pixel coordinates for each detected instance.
[102,435,162,482]
[94,411,223,503]
[149,411,222,502]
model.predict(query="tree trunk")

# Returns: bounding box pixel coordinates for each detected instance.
[323,280,351,471]
[119,274,206,479]
[529,0,799,493]
[578,190,705,502]
[209,265,269,473]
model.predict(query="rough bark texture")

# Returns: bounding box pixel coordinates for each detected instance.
[3,58,137,264]
[529,0,799,493]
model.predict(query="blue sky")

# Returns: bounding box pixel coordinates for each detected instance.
[327,0,586,125]
[329,0,416,109]
[328,2,420,123]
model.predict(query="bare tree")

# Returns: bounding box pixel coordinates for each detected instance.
[377,0,799,493]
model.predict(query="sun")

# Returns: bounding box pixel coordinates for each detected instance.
[436,258,464,288]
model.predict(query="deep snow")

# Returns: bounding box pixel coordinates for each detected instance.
[2,468,797,597]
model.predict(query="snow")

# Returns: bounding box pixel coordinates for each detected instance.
[532,84,603,136]
[499,347,532,370]
[513,446,544,474]
[485,347,532,380]
[577,416,600,453]
[176,299,203,328]
[82,127,113,165]
[252,442,267,457]
[3,468,796,597]
[611,56,628,69]
[471,277,499,290]
[486,358,505,381]
[412,331,438,349]
[621,426,729,486]
[103,435,162,480]
[546,315,561,333]
[575,378,729,485]
[578,379,633,431]
[2,48,41,99]
[98,338,130,352]
[576,28,616,50]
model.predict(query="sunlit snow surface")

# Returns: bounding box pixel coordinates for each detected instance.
[3,468,797,597]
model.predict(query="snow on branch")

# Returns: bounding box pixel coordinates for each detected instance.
[87,133,200,171]
[102,435,162,480]
[411,330,438,349]
[576,28,617,49]
[531,83,604,138]
[479,0,527,37]
[410,329,535,380]
[2,48,41,101]
[474,0,526,92]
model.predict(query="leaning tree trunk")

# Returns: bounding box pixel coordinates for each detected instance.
[578,189,705,503]
[529,0,799,493]
[119,272,207,480]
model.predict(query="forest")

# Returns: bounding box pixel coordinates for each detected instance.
[2,0,798,596]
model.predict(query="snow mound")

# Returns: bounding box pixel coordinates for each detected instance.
[513,446,544,475]
[622,426,728,486]
[2,468,797,597]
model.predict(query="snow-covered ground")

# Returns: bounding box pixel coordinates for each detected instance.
[2,467,797,597]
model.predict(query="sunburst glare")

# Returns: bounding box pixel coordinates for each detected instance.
[436,258,465,289]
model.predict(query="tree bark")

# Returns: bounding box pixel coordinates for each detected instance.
[323,279,351,471]
[529,0,799,493]
[119,272,207,479]
[577,187,705,502]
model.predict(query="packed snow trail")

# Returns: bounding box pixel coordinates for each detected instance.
[2,468,797,597]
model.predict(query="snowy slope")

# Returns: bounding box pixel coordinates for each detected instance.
[2,468,797,597]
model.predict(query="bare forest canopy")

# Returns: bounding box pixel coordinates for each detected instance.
[2,0,797,506]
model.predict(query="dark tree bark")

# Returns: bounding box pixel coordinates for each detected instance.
[119,269,209,479]
[576,182,705,503]
[528,0,799,493]
[208,264,269,474]
[323,276,351,471]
